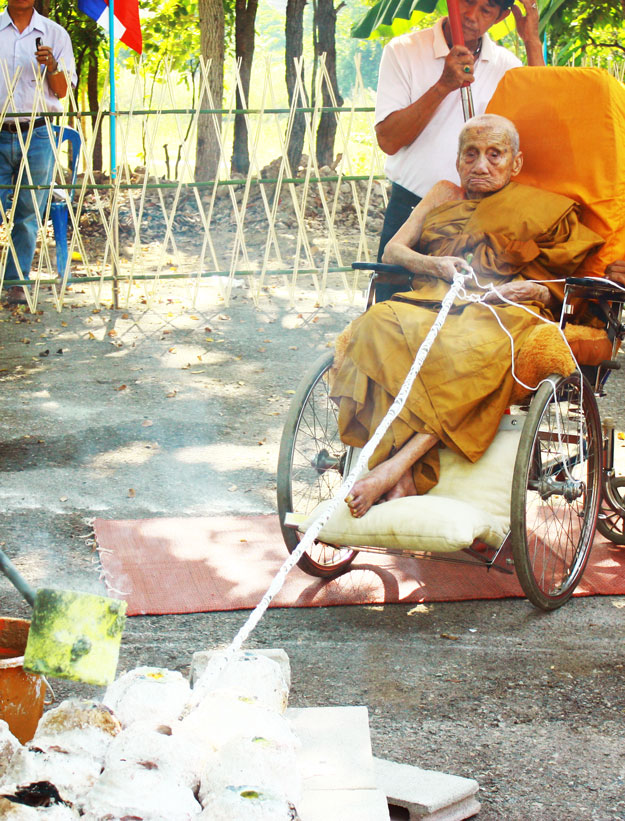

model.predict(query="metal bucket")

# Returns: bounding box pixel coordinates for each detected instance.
[0,617,46,743]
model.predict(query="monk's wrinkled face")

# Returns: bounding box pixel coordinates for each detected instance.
[456,125,523,199]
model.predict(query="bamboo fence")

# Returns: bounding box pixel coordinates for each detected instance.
[0,54,622,311]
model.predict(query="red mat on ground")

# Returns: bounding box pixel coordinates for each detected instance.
[93,515,625,616]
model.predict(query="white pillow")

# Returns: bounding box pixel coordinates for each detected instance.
[430,420,522,519]
[300,416,522,553]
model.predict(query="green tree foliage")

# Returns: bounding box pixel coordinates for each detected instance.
[47,0,104,89]
[538,0,625,64]
[141,0,200,72]
[139,0,235,77]
[137,0,203,127]
[336,0,384,92]
[254,0,384,93]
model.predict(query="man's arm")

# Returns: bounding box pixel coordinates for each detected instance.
[511,0,545,67]
[47,70,68,99]
[35,43,69,98]
[376,46,475,156]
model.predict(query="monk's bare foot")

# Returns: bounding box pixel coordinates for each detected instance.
[383,468,417,502]
[345,463,398,518]
[344,433,439,518]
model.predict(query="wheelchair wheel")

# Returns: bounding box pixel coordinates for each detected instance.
[277,350,357,578]
[597,477,625,546]
[511,372,602,610]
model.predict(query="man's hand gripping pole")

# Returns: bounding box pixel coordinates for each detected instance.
[447,0,475,121]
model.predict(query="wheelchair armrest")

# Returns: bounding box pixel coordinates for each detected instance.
[565,276,625,304]
[563,276,625,346]
[352,262,413,277]
[353,262,414,307]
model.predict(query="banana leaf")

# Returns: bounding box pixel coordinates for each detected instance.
[351,0,440,38]
[351,0,562,42]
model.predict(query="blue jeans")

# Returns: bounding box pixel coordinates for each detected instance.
[0,126,54,281]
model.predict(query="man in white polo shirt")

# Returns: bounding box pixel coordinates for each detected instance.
[374,0,544,299]
[0,0,76,304]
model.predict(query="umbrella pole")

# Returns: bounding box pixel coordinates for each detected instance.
[108,0,119,309]
[447,0,474,121]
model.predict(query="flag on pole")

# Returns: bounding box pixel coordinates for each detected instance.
[78,0,143,54]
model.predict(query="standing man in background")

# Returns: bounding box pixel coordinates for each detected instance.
[0,0,76,304]
[374,0,544,298]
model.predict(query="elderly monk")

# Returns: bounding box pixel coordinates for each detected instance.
[331,113,605,519]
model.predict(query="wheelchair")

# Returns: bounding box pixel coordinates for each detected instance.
[277,266,625,611]
[277,65,625,611]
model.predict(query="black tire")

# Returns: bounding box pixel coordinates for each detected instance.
[511,372,602,610]
[597,476,625,546]
[277,350,357,578]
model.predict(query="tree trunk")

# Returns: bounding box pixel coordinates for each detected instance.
[285,0,307,173]
[314,0,344,168]
[231,0,259,175]
[196,0,225,182]
[88,51,102,172]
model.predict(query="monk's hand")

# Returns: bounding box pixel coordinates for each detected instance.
[423,255,472,283]
[438,46,475,92]
[605,260,625,286]
[484,281,550,305]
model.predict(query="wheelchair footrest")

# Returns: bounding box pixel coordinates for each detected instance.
[284,512,307,529]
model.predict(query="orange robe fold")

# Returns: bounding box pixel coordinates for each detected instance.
[330,182,603,493]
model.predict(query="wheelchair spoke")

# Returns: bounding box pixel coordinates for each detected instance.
[527,394,593,592]
[597,477,625,545]
[277,351,357,577]
[512,373,602,609]
[289,374,344,514]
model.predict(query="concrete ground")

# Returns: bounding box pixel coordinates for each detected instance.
[1,278,624,820]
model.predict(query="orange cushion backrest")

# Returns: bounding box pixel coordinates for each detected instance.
[487,66,625,277]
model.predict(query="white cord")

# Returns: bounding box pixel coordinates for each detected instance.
[184,269,472,711]
[460,272,584,481]
[186,268,611,708]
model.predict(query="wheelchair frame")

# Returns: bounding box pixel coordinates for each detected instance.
[277,266,625,611]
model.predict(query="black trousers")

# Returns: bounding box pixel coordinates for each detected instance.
[375,182,422,302]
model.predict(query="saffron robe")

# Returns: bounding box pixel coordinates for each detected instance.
[330,182,604,493]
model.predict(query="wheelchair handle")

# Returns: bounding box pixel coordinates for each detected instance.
[352,262,413,277]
